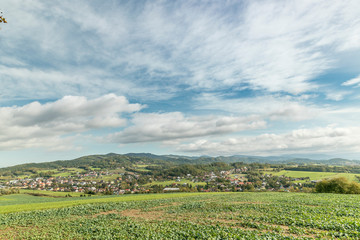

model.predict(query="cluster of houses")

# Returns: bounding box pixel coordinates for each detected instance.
[5,176,126,194]
[2,166,311,194]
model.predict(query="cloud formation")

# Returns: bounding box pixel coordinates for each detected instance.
[342,75,360,87]
[1,0,360,163]
[176,126,360,156]
[2,0,360,102]
[0,94,142,150]
[108,112,266,143]
[195,93,320,122]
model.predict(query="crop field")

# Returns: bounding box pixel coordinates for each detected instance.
[1,192,360,239]
[145,178,207,186]
[263,170,360,182]
[0,192,221,214]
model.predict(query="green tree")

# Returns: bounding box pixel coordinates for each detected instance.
[316,177,360,194]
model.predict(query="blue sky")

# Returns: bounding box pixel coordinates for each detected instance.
[1,0,360,167]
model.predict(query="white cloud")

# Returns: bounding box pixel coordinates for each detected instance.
[0,65,111,100]
[342,75,360,87]
[2,0,360,102]
[195,93,320,122]
[0,94,143,151]
[1,0,360,160]
[0,64,178,101]
[108,112,266,143]
[325,90,351,101]
[176,126,360,156]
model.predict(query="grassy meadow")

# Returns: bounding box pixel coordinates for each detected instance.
[263,170,360,182]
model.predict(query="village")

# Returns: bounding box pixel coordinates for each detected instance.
[2,167,311,195]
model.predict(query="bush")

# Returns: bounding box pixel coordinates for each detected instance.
[0,188,19,195]
[316,177,360,194]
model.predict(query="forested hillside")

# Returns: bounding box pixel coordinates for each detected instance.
[1,153,360,175]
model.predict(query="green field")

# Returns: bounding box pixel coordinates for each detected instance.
[81,174,123,181]
[1,192,360,239]
[145,178,207,186]
[19,189,84,197]
[264,170,360,182]
[134,164,158,172]
[0,192,223,214]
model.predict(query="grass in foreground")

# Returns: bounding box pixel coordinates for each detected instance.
[1,192,360,239]
[0,192,228,214]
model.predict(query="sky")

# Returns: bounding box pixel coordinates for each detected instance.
[1,0,360,167]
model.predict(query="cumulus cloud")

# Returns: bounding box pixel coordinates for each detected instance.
[176,126,360,156]
[108,112,266,143]
[1,0,360,159]
[0,94,143,150]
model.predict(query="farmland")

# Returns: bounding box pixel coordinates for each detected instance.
[1,192,360,239]
[3,153,360,196]
[0,192,215,214]
[2,154,360,238]
[144,178,207,187]
[263,170,360,182]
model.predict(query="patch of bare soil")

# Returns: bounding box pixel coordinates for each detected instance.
[0,226,39,239]
[149,202,180,210]
[206,218,326,239]
[94,205,327,239]
[92,203,180,220]
[120,209,166,221]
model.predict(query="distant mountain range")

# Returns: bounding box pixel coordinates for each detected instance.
[1,152,360,173]
[125,153,360,165]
